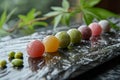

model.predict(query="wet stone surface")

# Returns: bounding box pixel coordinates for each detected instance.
[93,65,120,80]
[0,25,120,80]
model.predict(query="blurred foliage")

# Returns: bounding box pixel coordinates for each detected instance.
[0,8,17,37]
[0,0,119,38]
[44,0,71,31]
[18,9,47,32]
[0,0,61,16]
[0,0,60,37]
[45,0,120,31]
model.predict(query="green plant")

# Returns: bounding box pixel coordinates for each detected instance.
[0,0,119,37]
[0,10,7,28]
[45,0,119,31]
[18,9,47,33]
[0,8,16,37]
[44,0,72,31]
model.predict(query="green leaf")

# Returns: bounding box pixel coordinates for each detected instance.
[86,7,119,19]
[18,15,27,21]
[27,25,34,30]
[62,0,70,11]
[83,11,94,25]
[44,11,60,17]
[27,9,36,20]
[83,8,101,20]
[18,15,28,26]
[85,0,101,7]
[80,0,101,8]
[6,8,17,22]
[51,7,64,11]
[54,14,62,30]
[61,13,71,25]
[32,21,48,27]
[0,10,7,28]
[18,22,25,28]
[82,8,102,25]
[79,0,86,7]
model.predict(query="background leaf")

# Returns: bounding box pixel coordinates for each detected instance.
[61,13,71,25]
[84,0,101,7]
[18,22,25,28]
[83,8,101,20]
[62,0,69,11]
[44,11,60,17]
[83,11,94,25]
[86,7,119,19]
[79,0,85,7]
[27,9,36,20]
[51,7,64,11]
[32,21,48,27]
[6,8,17,22]
[54,14,62,30]
[18,15,27,21]
[0,10,7,28]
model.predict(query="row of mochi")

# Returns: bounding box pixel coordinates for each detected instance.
[55,20,110,48]
[27,29,81,58]
[78,19,111,40]
[26,20,111,58]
